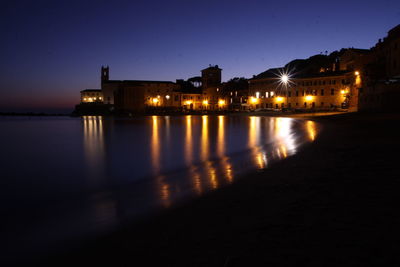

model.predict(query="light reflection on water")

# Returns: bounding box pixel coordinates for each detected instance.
[1,115,319,263]
[82,115,319,217]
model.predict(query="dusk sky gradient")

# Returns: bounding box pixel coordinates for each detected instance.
[1,0,400,112]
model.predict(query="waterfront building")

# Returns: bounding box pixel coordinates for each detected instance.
[97,65,227,113]
[76,24,399,114]
[221,77,249,110]
[359,24,400,111]
[249,50,364,111]
[80,89,103,103]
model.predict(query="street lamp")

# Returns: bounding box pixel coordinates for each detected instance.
[280,74,290,109]
[281,74,289,84]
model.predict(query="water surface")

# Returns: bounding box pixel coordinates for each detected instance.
[0,115,318,263]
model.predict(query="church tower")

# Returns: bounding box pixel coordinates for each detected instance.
[101,66,109,84]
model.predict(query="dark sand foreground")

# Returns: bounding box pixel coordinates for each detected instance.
[48,112,400,266]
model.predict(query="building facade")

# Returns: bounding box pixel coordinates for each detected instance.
[359,24,400,111]
[249,71,360,111]
[98,65,228,113]
[248,49,365,111]
[80,89,103,103]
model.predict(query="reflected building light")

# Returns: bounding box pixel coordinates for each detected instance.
[248,116,261,148]
[276,148,281,159]
[280,145,287,158]
[190,165,202,195]
[201,116,209,161]
[83,116,105,185]
[306,120,317,141]
[185,116,193,165]
[274,118,297,156]
[206,161,218,190]
[217,116,225,157]
[221,156,234,184]
[249,116,267,169]
[256,152,265,169]
[151,116,160,175]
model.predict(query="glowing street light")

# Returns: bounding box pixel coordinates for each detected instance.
[280,73,290,109]
[281,74,289,84]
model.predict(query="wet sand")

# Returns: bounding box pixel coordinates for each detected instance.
[46,112,400,266]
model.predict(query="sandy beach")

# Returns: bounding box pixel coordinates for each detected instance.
[45,112,400,266]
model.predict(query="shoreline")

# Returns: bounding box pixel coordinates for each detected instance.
[41,112,400,265]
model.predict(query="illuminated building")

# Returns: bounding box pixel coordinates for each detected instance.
[98,65,228,112]
[249,49,366,111]
[80,89,103,103]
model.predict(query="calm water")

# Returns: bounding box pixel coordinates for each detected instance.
[0,115,318,263]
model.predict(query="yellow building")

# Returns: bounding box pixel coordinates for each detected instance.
[249,70,360,111]
[80,89,103,103]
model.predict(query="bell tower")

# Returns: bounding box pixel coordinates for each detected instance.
[101,66,109,84]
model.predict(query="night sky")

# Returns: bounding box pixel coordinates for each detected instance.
[1,0,399,112]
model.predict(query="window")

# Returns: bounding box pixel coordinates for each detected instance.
[304,102,307,107]
[296,91,299,96]
[333,80,336,85]
[331,88,335,95]
[321,102,324,106]
[288,91,291,97]
[295,103,298,106]
[312,90,317,96]
[288,103,292,108]
[321,89,324,96]
[275,104,278,109]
